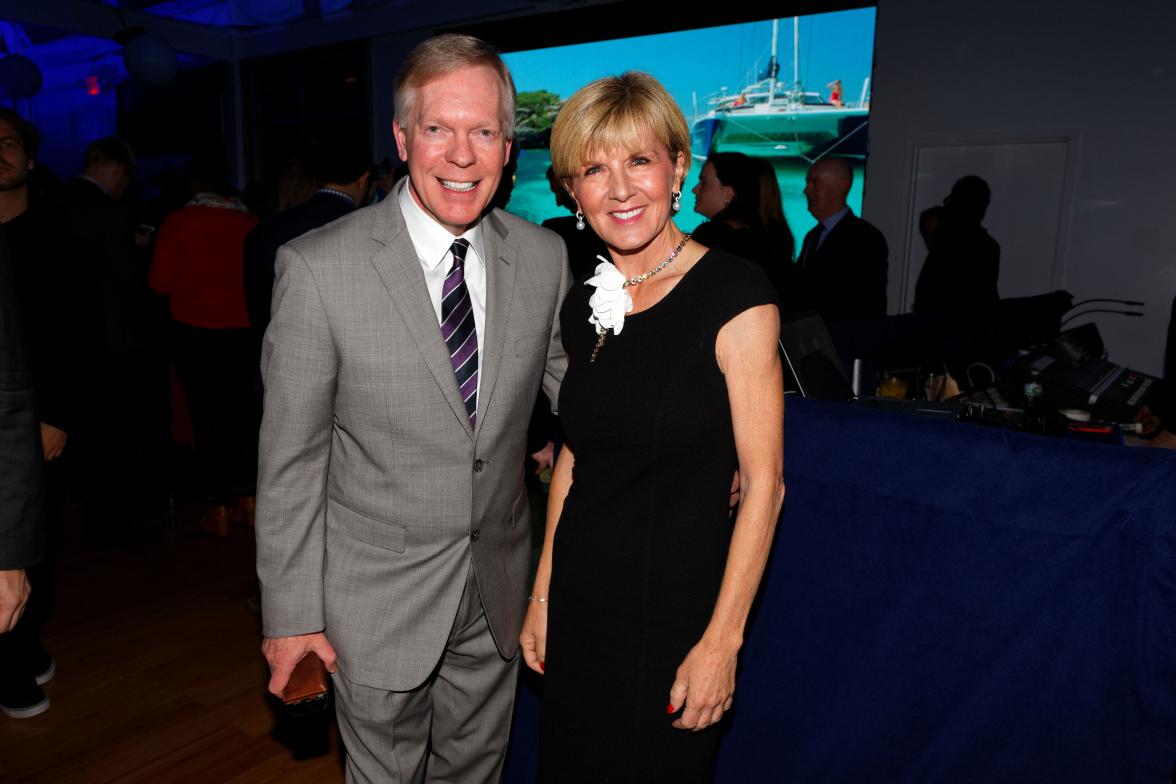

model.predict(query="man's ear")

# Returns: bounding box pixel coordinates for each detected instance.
[393,119,409,163]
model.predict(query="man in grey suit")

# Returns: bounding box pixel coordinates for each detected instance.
[256,34,569,783]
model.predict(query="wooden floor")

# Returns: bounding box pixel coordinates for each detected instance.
[0,512,345,783]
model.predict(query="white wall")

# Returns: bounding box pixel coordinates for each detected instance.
[866,0,1176,375]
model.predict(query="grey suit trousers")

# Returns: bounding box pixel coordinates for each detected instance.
[333,564,517,784]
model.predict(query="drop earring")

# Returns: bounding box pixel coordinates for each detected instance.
[671,190,682,212]
[575,210,585,231]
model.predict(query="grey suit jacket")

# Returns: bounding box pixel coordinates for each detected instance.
[257,179,570,690]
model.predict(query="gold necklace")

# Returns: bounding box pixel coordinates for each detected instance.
[590,233,692,363]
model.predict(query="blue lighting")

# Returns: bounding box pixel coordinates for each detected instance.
[97,0,353,27]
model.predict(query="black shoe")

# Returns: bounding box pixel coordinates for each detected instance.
[32,653,55,686]
[0,682,50,719]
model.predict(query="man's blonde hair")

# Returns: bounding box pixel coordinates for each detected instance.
[394,34,516,135]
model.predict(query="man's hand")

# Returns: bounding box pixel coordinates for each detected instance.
[261,632,338,697]
[0,569,31,633]
[530,441,555,475]
[40,423,67,461]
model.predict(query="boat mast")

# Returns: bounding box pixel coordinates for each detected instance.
[769,18,778,108]
[793,16,800,101]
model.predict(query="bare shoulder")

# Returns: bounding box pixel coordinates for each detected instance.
[716,304,780,375]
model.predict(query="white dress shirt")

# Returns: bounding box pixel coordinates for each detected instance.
[399,181,487,401]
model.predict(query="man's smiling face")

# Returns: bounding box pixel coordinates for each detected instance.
[394,65,511,235]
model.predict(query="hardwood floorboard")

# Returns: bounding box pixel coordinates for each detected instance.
[1,516,344,784]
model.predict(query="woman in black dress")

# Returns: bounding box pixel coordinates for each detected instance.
[519,72,785,783]
[691,151,796,298]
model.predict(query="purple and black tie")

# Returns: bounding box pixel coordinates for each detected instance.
[441,238,478,427]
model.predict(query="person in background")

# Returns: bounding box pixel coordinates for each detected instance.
[243,136,372,340]
[55,137,146,546]
[913,175,1000,315]
[918,204,943,253]
[793,156,888,320]
[0,132,47,719]
[691,151,796,297]
[1135,294,1176,449]
[827,79,844,107]
[540,165,608,281]
[149,148,259,538]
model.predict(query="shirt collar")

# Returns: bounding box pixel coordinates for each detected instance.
[79,174,110,196]
[317,187,356,208]
[399,179,486,271]
[821,205,851,232]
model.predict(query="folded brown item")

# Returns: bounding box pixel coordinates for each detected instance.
[282,652,330,707]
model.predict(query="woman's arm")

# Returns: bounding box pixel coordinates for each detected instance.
[670,303,784,730]
[520,440,576,674]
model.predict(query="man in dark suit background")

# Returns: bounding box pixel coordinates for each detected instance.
[0,220,46,718]
[243,138,372,338]
[912,175,1000,315]
[793,157,888,321]
[55,137,146,545]
[0,110,87,719]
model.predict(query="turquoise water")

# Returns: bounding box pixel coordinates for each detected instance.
[507,148,865,254]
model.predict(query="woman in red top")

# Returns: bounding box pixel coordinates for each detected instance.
[827,79,844,107]
[149,151,259,536]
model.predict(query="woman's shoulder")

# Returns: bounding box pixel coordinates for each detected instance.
[696,249,779,302]
[689,219,727,245]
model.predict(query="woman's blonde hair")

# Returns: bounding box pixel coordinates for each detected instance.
[550,72,691,182]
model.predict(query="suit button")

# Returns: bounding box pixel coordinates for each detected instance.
[471,529,481,542]
[472,459,484,473]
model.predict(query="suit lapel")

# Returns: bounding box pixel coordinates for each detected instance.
[368,184,475,439]
[475,211,517,439]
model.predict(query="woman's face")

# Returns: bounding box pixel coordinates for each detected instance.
[691,161,732,218]
[570,136,686,257]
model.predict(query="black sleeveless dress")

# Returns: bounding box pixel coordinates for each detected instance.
[539,250,778,783]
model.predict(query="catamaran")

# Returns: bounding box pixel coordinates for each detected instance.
[691,18,870,161]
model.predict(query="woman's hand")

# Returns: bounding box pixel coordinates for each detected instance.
[519,600,548,674]
[668,636,739,731]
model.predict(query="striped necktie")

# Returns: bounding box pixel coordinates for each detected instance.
[441,238,478,427]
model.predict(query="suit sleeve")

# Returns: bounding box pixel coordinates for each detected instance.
[541,239,572,415]
[256,245,338,638]
[0,231,44,570]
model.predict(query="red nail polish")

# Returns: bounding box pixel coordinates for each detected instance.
[540,661,545,672]
[666,703,675,715]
